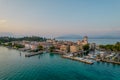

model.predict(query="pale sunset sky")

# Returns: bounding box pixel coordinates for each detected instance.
[0,0,120,37]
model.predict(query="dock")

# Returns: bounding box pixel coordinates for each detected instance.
[101,60,120,65]
[25,51,43,57]
[62,55,94,64]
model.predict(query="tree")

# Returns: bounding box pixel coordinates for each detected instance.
[83,44,89,51]
[116,42,120,45]
[14,44,25,49]
[99,42,120,52]
[0,36,47,43]
[49,46,55,52]
[8,42,12,47]
[83,44,90,55]
[99,45,105,49]
[38,45,43,50]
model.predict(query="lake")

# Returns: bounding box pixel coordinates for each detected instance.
[57,38,120,45]
[0,47,120,80]
[0,46,120,80]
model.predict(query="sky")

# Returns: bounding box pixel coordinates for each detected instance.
[0,0,120,37]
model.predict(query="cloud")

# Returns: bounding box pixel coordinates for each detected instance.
[0,19,7,24]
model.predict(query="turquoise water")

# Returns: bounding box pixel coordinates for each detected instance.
[0,46,120,80]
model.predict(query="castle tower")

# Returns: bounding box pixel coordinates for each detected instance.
[83,36,88,41]
[82,36,88,45]
[77,40,81,45]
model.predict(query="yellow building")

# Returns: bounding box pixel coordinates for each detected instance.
[77,40,81,45]
[60,45,69,52]
[70,45,79,53]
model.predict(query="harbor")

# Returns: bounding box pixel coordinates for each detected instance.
[62,54,94,64]
[0,36,119,66]
[1,46,120,80]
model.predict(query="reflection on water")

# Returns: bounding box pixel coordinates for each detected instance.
[49,53,55,57]
[38,54,40,59]
[19,52,21,56]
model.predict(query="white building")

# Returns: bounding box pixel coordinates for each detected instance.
[25,44,31,49]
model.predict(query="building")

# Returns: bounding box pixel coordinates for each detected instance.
[83,36,88,41]
[25,44,31,49]
[39,42,53,49]
[89,43,96,51]
[70,45,79,53]
[77,40,81,45]
[60,45,69,52]
[82,36,88,45]
[30,44,38,50]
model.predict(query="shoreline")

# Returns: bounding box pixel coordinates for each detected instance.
[1,45,120,65]
[100,60,120,65]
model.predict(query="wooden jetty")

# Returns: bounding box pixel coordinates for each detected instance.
[25,51,43,57]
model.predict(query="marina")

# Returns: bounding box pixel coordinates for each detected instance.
[62,55,94,64]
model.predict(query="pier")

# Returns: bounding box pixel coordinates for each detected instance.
[25,51,43,57]
[62,55,94,64]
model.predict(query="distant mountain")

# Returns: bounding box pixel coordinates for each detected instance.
[90,35,120,39]
[56,34,82,39]
[0,32,14,37]
[0,32,120,39]
[92,31,120,39]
